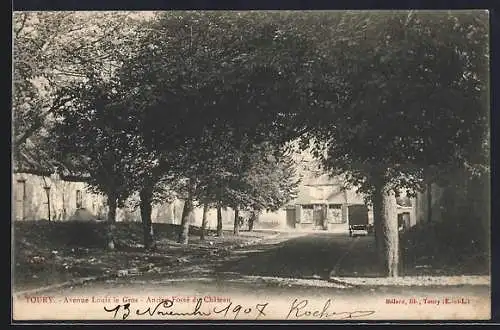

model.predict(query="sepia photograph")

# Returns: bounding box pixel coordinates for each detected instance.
[11,10,491,321]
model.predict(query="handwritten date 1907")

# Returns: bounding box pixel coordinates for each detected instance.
[104,298,268,320]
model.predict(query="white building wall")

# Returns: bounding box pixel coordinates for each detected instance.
[17,171,404,228]
[13,172,107,221]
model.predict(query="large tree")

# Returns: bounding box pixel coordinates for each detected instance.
[117,11,315,243]
[221,143,300,234]
[12,12,147,162]
[53,73,180,251]
[52,79,139,249]
[30,12,170,250]
[300,11,489,277]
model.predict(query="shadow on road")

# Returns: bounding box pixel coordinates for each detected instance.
[213,232,489,281]
[215,233,378,280]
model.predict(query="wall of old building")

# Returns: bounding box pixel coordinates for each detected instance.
[188,207,286,229]
[12,172,178,223]
[13,171,420,233]
[13,172,106,221]
[414,173,489,230]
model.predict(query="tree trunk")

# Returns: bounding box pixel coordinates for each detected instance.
[106,194,117,250]
[372,187,384,259]
[427,182,432,223]
[382,188,400,277]
[377,187,400,277]
[372,183,400,277]
[248,210,258,232]
[140,185,155,251]
[200,204,208,241]
[216,204,223,237]
[178,182,195,244]
[233,207,240,236]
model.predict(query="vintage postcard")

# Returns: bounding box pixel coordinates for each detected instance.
[12,10,491,321]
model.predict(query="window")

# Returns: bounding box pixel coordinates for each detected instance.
[398,212,410,230]
[76,190,82,209]
[327,204,343,224]
[300,204,314,223]
[16,180,26,202]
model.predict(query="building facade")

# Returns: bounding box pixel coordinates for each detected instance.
[13,172,107,221]
[414,183,446,225]
[283,174,373,233]
[283,174,420,233]
[13,170,421,234]
[12,171,261,228]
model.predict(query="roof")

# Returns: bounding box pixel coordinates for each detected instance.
[302,173,343,186]
[13,138,90,181]
[293,184,346,205]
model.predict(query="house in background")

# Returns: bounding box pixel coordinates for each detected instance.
[282,173,421,234]
[13,143,113,222]
[414,183,445,225]
[284,174,374,233]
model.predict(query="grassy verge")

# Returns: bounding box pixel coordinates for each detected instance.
[13,220,274,291]
[401,219,490,276]
[334,218,489,278]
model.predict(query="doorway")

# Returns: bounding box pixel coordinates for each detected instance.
[313,204,325,227]
[286,208,296,228]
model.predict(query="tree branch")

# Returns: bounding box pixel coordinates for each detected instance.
[14,13,28,39]
[14,93,72,147]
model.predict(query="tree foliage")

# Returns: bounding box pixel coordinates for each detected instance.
[13,11,149,167]
[15,11,489,265]
[114,11,314,240]
[300,11,489,199]
[293,11,489,277]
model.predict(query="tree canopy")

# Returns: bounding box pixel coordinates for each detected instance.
[13,11,489,272]
[296,11,489,198]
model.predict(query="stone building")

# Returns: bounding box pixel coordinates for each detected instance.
[12,170,251,228]
[283,174,373,232]
[13,171,107,221]
[282,173,420,233]
[413,172,489,229]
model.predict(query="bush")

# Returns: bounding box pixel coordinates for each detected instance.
[65,221,106,247]
[402,214,488,267]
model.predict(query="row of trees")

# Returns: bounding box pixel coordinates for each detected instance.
[13,11,489,277]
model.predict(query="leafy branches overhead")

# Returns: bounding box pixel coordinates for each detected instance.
[120,11,317,153]
[196,140,299,213]
[243,146,300,212]
[16,10,489,271]
[300,11,489,198]
[107,11,311,220]
[13,11,148,163]
[52,80,135,204]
